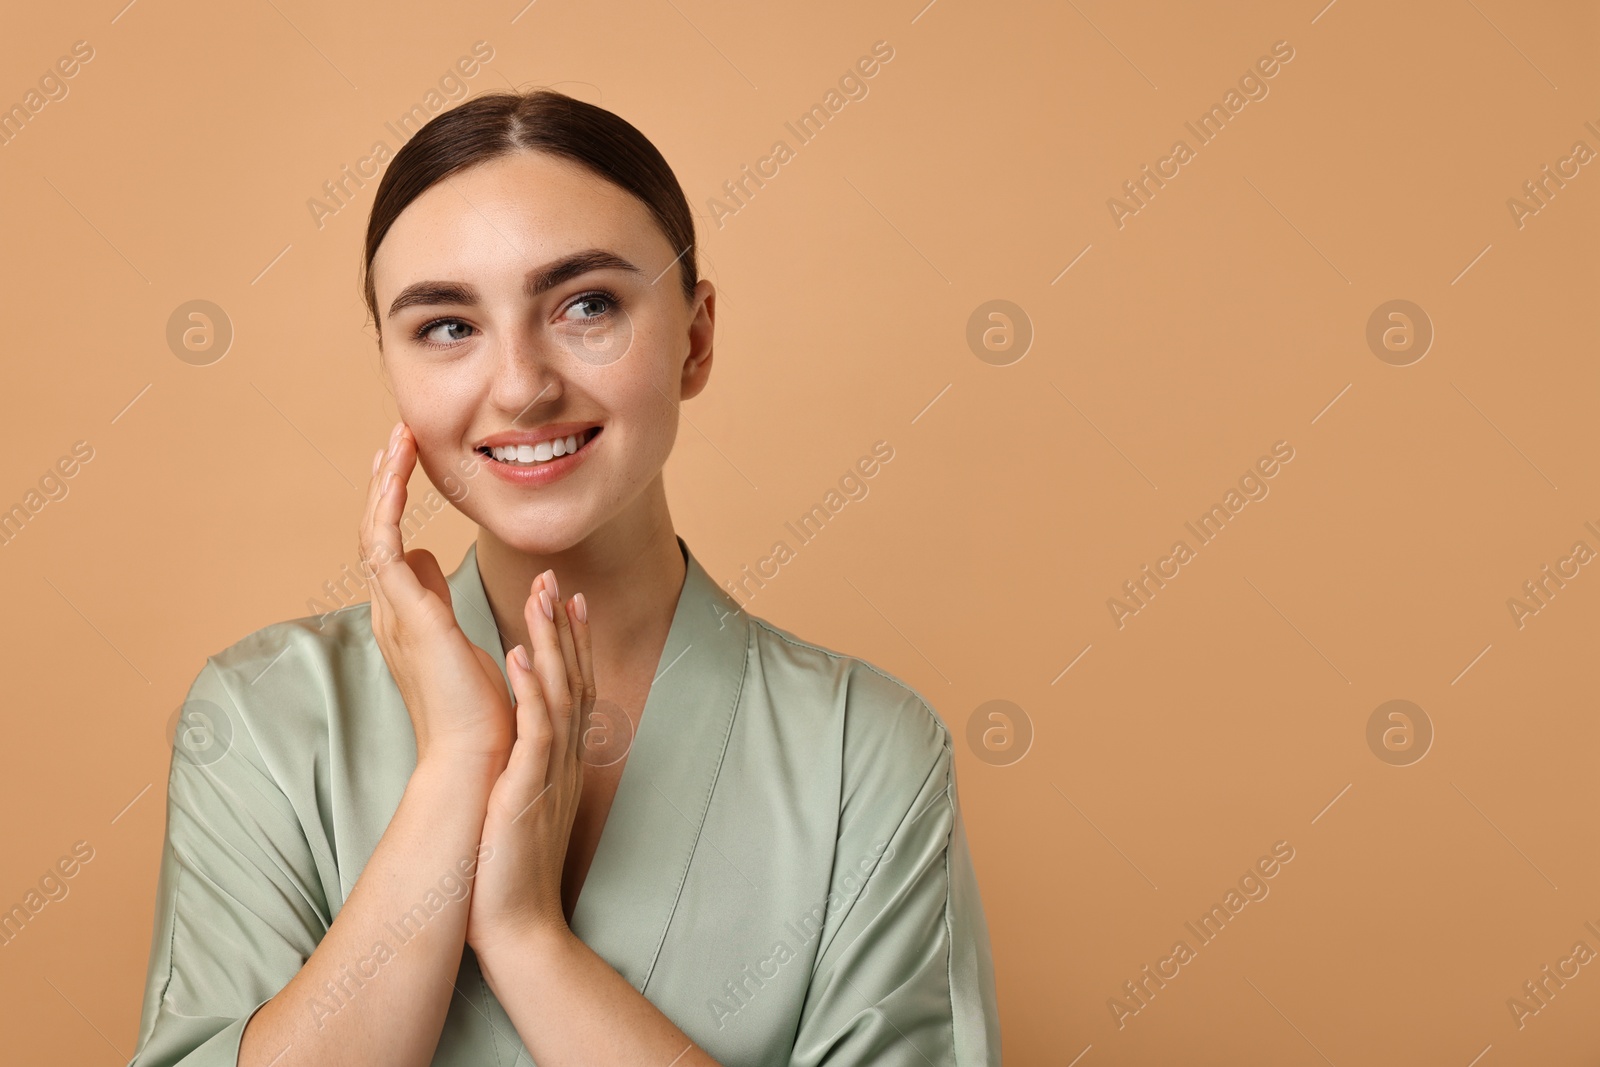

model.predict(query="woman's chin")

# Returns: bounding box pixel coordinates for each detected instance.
[478,512,594,557]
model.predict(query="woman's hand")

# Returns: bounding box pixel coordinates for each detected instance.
[468,569,595,947]
[362,421,515,768]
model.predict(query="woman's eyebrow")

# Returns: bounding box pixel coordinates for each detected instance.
[386,248,644,320]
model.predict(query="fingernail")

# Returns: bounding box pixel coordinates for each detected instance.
[390,421,403,442]
[573,592,587,624]
[538,589,553,621]
[371,449,383,476]
[545,570,560,604]
[382,470,395,494]
[512,645,531,671]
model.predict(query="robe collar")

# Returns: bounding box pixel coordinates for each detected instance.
[446,536,751,989]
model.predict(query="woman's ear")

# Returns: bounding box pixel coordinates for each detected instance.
[679,280,715,402]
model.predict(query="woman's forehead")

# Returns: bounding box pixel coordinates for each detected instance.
[373,154,661,292]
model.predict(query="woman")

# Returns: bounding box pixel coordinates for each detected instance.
[129,89,1000,1066]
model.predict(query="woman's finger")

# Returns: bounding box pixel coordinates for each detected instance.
[358,423,403,571]
[366,426,434,628]
[360,424,406,648]
[523,575,573,760]
[505,643,553,809]
[364,472,404,646]
[545,571,584,715]
[565,594,595,761]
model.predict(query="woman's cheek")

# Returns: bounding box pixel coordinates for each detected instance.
[415,450,457,500]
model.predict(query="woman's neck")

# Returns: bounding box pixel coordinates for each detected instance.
[473,478,688,687]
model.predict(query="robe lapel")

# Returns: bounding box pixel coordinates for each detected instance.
[446,536,752,991]
[446,541,515,696]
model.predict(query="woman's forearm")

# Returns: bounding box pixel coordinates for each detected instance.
[476,925,720,1067]
[237,756,498,1067]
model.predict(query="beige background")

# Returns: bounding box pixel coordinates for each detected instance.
[1,0,1596,1063]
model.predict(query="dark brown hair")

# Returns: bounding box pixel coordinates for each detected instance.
[360,88,698,342]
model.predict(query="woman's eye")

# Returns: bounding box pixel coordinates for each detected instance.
[565,294,614,321]
[418,319,473,345]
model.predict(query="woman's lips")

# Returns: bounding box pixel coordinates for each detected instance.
[477,426,601,487]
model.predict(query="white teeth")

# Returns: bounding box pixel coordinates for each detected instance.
[487,428,594,466]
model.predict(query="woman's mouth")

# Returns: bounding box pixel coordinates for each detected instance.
[477,426,601,468]
[474,425,602,488]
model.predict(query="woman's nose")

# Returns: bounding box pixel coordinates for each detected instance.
[488,333,565,418]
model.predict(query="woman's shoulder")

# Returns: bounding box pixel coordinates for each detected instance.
[741,609,953,770]
[199,599,375,683]
[181,600,382,742]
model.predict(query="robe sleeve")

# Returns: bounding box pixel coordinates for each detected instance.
[789,691,1002,1066]
[127,657,331,1066]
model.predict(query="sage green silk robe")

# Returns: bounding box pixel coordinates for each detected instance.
[128,538,1001,1065]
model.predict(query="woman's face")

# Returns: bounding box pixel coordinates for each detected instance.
[370,149,713,555]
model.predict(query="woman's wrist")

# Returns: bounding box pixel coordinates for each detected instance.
[409,747,505,798]
[474,920,578,992]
